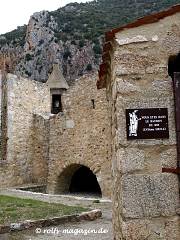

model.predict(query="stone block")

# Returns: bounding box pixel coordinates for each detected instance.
[116,78,140,95]
[121,216,180,240]
[117,148,145,173]
[79,209,102,221]
[115,65,129,76]
[160,147,177,168]
[151,78,172,91]
[165,216,180,240]
[121,174,179,219]
[115,65,146,76]
[152,35,159,42]
[65,119,75,129]
[116,35,148,46]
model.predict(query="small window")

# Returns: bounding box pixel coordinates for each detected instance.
[51,94,62,114]
[91,99,95,109]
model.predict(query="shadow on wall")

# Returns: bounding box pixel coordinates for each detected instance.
[55,164,102,197]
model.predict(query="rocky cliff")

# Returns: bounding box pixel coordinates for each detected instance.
[0,11,96,83]
[0,0,179,83]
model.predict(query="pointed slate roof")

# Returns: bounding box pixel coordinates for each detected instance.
[47,64,69,89]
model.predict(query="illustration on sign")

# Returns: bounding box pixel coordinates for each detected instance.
[126,108,169,140]
[129,110,139,136]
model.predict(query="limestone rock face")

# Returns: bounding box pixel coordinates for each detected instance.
[0,11,97,83]
[1,0,179,83]
[24,11,57,51]
[14,11,59,82]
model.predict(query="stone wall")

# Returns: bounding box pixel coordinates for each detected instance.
[0,73,2,160]
[0,71,8,163]
[31,113,50,184]
[0,73,50,187]
[107,12,180,240]
[47,73,111,198]
[0,70,111,196]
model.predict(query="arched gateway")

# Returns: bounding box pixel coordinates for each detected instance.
[54,164,102,197]
[46,73,112,198]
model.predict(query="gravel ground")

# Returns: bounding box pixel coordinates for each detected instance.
[0,190,113,240]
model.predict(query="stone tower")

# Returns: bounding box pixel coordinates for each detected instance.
[47,64,69,114]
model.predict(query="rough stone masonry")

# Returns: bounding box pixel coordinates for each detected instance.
[46,73,111,197]
[0,73,50,186]
[98,5,180,240]
[0,65,111,198]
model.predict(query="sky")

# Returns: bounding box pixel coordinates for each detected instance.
[0,0,93,34]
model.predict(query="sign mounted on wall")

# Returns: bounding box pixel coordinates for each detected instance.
[126,108,169,140]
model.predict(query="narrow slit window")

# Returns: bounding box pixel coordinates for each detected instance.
[51,94,62,114]
[91,99,95,109]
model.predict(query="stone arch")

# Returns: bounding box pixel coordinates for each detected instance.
[54,163,102,197]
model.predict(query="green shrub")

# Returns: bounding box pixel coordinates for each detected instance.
[25,53,33,61]
[79,40,85,48]
[63,49,71,60]
[93,44,102,55]
[86,63,92,71]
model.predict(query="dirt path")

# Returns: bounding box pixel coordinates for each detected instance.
[0,190,113,240]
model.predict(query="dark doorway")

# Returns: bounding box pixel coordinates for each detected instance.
[69,166,102,196]
[168,52,180,79]
[168,53,180,185]
[51,94,62,114]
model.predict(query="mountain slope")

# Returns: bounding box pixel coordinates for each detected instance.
[0,0,179,82]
